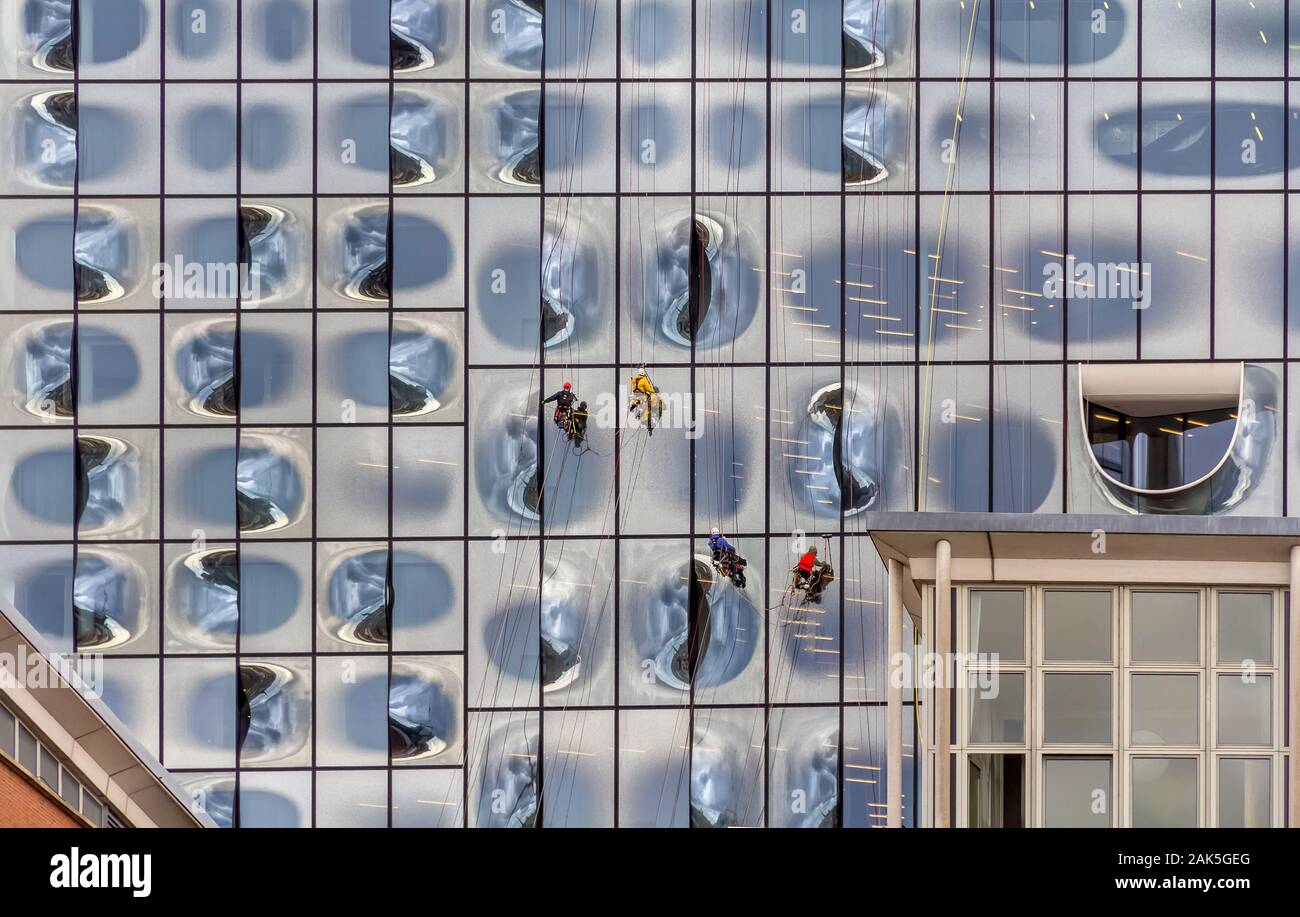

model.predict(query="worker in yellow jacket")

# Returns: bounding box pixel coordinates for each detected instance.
[628,368,661,433]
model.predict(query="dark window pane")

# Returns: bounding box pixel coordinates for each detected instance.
[39,746,58,790]
[0,705,14,758]
[18,725,38,773]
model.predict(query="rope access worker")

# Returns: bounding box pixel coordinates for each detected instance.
[793,544,829,590]
[708,527,741,564]
[542,381,578,432]
[571,400,589,446]
[629,367,660,431]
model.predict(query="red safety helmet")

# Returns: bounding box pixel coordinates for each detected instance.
[562,381,572,390]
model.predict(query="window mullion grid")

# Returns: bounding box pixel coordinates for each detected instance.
[1122,587,1207,827]
[1035,587,1119,827]
[957,586,1030,826]
[1207,587,1284,826]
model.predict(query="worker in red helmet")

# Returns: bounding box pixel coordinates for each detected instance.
[543,381,578,433]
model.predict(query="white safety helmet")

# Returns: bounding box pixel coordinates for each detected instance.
[710,527,720,536]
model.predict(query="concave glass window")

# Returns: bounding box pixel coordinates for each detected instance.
[1087,402,1236,490]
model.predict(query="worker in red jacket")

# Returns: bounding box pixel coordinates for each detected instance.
[792,545,827,590]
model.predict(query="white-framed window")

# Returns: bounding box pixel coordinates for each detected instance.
[949,584,1285,827]
[0,698,112,827]
[1209,590,1281,828]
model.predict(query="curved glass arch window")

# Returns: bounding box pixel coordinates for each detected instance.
[1079,362,1277,515]
[1086,403,1237,491]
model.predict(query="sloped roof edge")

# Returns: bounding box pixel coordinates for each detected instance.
[0,596,215,829]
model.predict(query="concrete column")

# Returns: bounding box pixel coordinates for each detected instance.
[936,539,952,828]
[1290,546,1300,827]
[887,557,903,828]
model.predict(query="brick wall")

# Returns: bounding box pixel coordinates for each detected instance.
[0,756,81,828]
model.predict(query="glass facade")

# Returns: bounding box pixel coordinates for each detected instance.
[0,0,1291,827]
